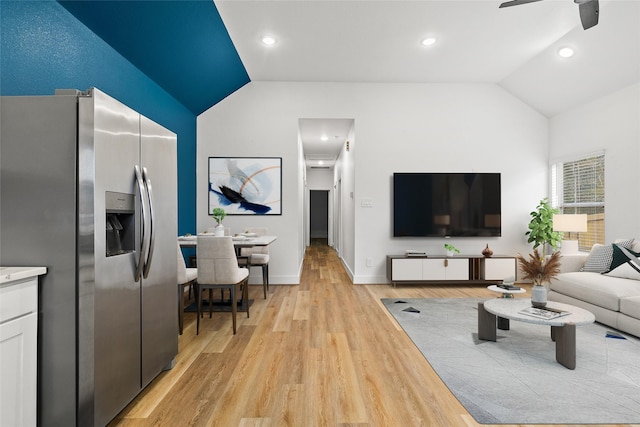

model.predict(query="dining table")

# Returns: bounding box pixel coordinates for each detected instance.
[178,233,277,264]
[177,233,277,312]
[178,233,277,250]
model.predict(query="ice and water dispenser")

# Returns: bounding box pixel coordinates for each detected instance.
[105,191,135,257]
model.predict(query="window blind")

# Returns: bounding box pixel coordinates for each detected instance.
[551,152,605,250]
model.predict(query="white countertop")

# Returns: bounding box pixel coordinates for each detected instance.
[0,267,47,284]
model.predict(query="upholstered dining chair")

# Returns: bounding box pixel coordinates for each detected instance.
[196,235,249,335]
[177,242,197,335]
[239,227,270,299]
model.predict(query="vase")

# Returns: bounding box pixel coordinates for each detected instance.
[531,284,547,308]
[481,244,493,258]
[214,224,225,237]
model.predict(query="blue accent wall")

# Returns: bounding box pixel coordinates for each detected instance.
[59,0,250,115]
[1,0,197,234]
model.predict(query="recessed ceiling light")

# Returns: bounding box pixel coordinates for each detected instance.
[320,135,328,141]
[318,160,324,165]
[421,37,437,46]
[558,47,575,58]
[261,36,277,46]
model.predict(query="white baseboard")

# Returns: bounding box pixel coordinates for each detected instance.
[352,275,389,284]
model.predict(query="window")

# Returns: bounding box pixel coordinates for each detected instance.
[550,152,605,251]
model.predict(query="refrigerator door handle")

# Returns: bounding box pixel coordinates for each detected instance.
[142,167,155,278]
[134,165,148,282]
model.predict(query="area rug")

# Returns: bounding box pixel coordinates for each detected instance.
[381,298,640,425]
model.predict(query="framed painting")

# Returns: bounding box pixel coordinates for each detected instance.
[208,157,282,215]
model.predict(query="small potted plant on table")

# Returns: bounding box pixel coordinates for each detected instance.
[444,243,460,257]
[212,207,226,236]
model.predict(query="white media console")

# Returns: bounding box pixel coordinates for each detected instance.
[386,255,517,287]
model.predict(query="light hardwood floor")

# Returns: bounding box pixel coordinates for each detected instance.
[110,242,633,427]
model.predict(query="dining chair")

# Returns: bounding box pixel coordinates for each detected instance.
[196,235,249,335]
[177,242,197,335]
[239,227,270,298]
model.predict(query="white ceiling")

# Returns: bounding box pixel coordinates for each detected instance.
[215,0,640,168]
[298,118,354,169]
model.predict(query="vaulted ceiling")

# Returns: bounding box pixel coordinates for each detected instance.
[216,0,639,167]
[217,0,639,117]
[59,0,250,115]
[60,0,640,166]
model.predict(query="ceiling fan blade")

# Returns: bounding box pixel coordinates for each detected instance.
[577,0,599,29]
[499,0,544,9]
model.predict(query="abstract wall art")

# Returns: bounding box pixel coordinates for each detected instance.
[208,157,282,215]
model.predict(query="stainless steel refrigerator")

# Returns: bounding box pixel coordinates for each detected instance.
[1,88,178,426]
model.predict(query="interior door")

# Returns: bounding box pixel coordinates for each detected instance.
[310,190,329,241]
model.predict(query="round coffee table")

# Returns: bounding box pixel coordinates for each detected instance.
[477,298,595,369]
[486,285,526,330]
[487,284,526,298]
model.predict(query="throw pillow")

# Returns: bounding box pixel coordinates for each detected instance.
[609,244,640,270]
[605,244,640,280]
[580,244,613,273]
[580,238,635,273]
[614,238,635,249]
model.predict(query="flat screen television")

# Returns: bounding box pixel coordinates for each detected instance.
[393,172,501,237]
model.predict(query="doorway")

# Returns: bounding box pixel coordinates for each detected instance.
[310,190,329,246]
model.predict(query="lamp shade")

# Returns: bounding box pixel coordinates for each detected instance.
[553,214,588,232]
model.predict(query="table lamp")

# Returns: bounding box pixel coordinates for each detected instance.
[553,214,588,253]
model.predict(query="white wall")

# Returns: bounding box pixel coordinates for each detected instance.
[298,132,306,278]
[306,168,333,189]
[198,81,549,284]
[333,122,356,276]
[351,83,548,283]
[549,82,640,242]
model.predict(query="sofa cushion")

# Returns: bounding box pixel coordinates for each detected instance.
[559,253,589,273]
[620,296,640,320]
[550,271,640,311]
[605,245,640,280]
[580,239,635,273]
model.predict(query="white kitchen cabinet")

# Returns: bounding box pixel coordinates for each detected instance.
[1,267,46,427]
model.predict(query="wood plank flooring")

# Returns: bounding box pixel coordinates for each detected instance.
[109,243,632,427]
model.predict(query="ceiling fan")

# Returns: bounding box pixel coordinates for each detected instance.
[499,0,599,30]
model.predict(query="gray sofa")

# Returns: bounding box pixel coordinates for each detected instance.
[548,238,640,338]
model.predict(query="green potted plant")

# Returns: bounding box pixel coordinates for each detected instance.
[525,198,562,258]
[212,207,226,236]
[444,243,460,257]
